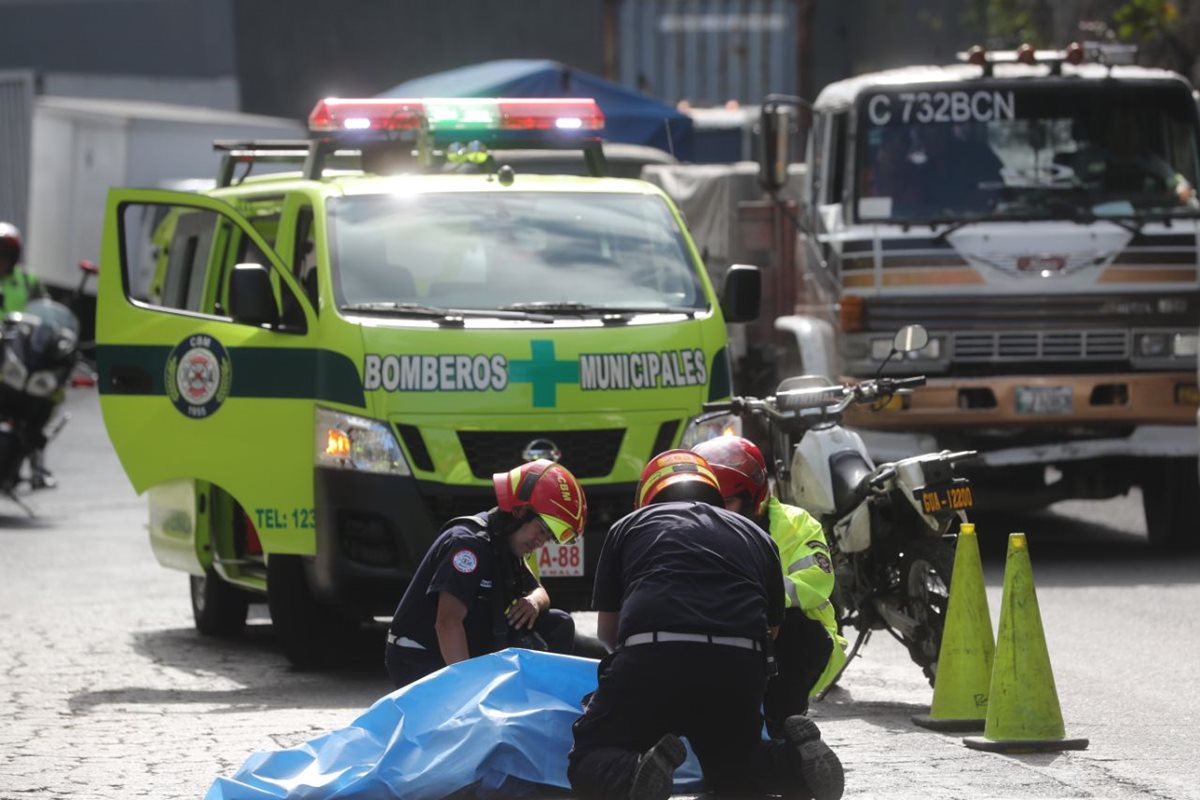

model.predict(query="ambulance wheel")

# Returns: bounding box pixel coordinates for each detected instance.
[266,554,357,669]
[190,568,249,638]
[1142,458,1200,551]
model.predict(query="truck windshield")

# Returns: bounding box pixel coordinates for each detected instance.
[855,82,1200,224]
[327,192,708,314]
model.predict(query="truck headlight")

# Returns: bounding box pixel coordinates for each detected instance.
[871,337,942,360]
[679,411,742,449]
[314,407,410,475]
[1174,333,1199,358]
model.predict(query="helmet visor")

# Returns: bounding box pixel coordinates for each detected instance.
[539,513,578,545]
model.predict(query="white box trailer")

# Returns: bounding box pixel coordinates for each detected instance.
[23,95,304,293]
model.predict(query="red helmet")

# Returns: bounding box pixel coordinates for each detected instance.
[692,436,770,513]
[493,459,587,544]
[636,449,722,508]
[0,222,21,263]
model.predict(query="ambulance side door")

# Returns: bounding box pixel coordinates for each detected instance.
[97,189,360,556]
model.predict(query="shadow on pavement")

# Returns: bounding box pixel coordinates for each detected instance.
[968,508,1200,588]
[68,619,395,715]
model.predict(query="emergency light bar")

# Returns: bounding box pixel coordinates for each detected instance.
[308,97,605,134]
[956,41,1138,77]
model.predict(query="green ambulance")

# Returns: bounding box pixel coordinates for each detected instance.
[96,97,759,666]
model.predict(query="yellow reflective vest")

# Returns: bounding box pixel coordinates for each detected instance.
[0,268,42,314]
[765,496,848,697]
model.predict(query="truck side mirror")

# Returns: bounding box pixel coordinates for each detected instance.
[721,264,761,323]
[758,101,798,193]
[228,263,279,327]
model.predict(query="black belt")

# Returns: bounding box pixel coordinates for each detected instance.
[621,631,762,652]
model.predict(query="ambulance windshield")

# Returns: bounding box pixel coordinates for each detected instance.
[328,192,707,315]
[855,82,1200,224]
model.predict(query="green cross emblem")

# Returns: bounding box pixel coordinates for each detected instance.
[509,340,579,408]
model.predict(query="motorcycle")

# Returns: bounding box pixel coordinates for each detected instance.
[702,324,975,686]
[0,260,97,510]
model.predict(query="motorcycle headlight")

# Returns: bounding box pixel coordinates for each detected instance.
[25,369,60,398]
[314,406,410,475]
[1,348,27,389]
[679,411,742,449]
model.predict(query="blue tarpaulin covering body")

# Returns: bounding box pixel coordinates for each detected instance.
[377,59,693,162]
[205,649,704,800]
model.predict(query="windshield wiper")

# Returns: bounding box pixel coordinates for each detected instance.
[930,217,992,244]
[340,302,553,324]
[500,301,697,318]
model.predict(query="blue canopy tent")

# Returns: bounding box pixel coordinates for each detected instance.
[378,59,693,161]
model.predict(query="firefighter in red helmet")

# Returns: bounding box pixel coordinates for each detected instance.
[385,458,586,688]
[568,450,844,800]
[693,435,847,736]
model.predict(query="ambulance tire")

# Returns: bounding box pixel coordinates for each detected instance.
[1142,458,1200,551]
[190,568,249,638]
[266,554,358,669]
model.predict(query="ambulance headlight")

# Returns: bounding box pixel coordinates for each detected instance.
[1,348,27,389]
[315,407,410,475]
[679,411,743,449]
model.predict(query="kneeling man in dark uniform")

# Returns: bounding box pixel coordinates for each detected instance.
[568,450,844,800]
[385,459,586,688]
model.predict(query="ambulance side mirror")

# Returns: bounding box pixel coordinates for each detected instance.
[228,262,279,327]
[721,264,761,323]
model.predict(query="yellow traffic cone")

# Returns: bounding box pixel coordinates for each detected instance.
[963,533,1089,753]
[913,522,994,732]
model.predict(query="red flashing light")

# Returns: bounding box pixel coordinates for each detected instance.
[498,99,605,131]
[308,98,426,133]
[1016,43,1037,65]
[966,45,988,66]
[1065,41,1085,65]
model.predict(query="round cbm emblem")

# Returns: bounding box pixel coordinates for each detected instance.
[522,438,562,463]
[166,334,232,419]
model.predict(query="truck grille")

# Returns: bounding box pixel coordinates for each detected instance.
[953,330,1129,361]
[458,429,625,479]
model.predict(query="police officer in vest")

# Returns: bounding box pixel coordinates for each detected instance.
[385,459,586,689]
[0,223,44,315]
[0,222,55,488]
[693,436,848,737]
[568,450,844,800]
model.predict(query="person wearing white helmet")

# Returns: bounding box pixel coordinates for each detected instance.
[0,222,45,314]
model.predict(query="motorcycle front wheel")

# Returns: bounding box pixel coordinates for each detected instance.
[898,536,956,686]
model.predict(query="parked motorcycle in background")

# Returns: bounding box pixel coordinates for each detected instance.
[703,324,975,686]
[0,260,97,510]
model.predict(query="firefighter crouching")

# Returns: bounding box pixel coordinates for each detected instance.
[693,435,849,737]
[568,450,844,800]
[385,459,586,689]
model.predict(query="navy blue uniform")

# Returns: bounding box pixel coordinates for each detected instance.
[569,501,802,797]
[385,510,573,688]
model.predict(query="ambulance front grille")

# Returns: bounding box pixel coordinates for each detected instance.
[457,429,625,479]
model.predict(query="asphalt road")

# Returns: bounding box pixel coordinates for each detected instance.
[2,387,1198,799]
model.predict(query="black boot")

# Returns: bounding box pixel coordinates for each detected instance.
[784,716,844,800]
[628,733,686,800]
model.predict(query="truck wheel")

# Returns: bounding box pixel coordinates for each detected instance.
[190,568,249,638]
[1142,458,1200,551]
[266,554,358,669]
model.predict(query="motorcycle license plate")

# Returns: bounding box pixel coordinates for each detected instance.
[1014,385,1072,415]
[536,539,584,577]
[916,481,974,514]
